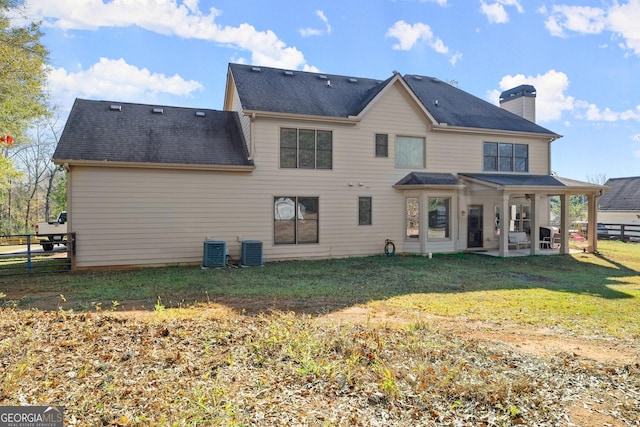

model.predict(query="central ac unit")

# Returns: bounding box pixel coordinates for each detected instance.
[203,240,226,268]
[241,240,263,267]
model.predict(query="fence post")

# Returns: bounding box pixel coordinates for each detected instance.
[26,235,32,274]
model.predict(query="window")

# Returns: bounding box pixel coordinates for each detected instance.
[428,198,450,239]
[510,204,530,234]
[483,142,528,172]
[280,128,332,169]
[396,136,424,168]
[358,197,372,225]
[274,196,319,244]
[375,134,388,157]
[406,197,419,239]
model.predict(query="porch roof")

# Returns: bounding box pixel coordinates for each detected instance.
[458,173,607,194]
[394,172,463,189]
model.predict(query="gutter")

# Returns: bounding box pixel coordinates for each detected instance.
[431,123,562,141]
[53,159,256,172]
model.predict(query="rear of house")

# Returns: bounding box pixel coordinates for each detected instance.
[54,64,606,269]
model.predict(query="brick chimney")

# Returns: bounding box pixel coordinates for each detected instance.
[499,85,536,123]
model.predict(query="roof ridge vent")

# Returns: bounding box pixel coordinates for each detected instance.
[195,111,206,117]
[284,70,294,76]
[348,77,358,83]
[251,66,261,72]
[109,105,121,111]
[152,107,164,114]
[413,76,423,80]
[318,74,328,80]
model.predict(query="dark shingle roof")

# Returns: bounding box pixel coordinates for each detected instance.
[403,76,557,135]
[599,177,640,211]
[229,63,386,118]
[54,99,253,167]
[459,173,592,187]
[230,63,559,136]
[395,172,460,186]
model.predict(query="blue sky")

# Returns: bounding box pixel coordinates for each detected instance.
[15,0,640,181]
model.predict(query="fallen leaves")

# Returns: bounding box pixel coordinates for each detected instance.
[0,307,638,426]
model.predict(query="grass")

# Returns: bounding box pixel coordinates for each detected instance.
[0,240,638,425]
[1,240,639,339]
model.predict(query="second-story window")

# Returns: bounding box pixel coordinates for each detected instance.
[483,142,528,172]
[375,134,388,157]
[395,136,425,168]
[280,128,333,169]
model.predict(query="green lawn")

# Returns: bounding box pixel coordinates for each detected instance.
[2,240,639,339]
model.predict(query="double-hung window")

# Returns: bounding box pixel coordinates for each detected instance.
[375,134,388,157]
[358,197,372,225]
[280,128,332,169]
[274,196,319,244]
[483,142,528,172]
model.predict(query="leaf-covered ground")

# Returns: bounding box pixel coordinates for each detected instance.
[1,305,638,426]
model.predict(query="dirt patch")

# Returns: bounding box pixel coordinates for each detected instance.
[318,305,640,427]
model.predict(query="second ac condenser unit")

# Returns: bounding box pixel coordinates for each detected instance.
[241,240,263,267]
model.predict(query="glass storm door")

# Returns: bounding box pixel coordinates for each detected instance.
[467,205,483,248]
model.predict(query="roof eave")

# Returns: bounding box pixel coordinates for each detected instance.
[431,123,561,141]
[243,110,360,124]
[393,184,465,190]
[53,159,255,172]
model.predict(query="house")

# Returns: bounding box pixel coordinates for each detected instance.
[53,63,607,269]
[598,176,640,224]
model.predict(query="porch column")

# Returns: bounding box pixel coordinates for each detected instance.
[499,192,510,257]
[587,193,598,253]
[529,194,540,255]
[560,194,570,254]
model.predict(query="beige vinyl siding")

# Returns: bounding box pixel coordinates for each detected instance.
[68,79,554,267]
[427,131,550,174]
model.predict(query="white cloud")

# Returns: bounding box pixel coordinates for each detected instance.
[480,0,523,24]
[491,69,640,124]
[386,20,460,64]
[386,21,435,50]
[574,101,640,122]
[47,57,204,106]
[22,0,311,70]
[543,1,640,56]
[299,10,332,37]
[489,70,574,122]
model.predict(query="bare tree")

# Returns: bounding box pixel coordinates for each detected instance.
[8,117,61,232]
[586,173,608,185]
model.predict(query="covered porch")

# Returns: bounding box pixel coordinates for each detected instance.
[458,174,609,257]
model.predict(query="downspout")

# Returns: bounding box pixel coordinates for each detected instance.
[248,113,256,160]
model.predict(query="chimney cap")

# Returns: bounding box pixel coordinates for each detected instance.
[499,84,536,102]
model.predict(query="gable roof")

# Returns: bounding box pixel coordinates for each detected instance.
[228,63,559,137]
[403,76,556,135]
[598,177,640,211]
[228,63,387,118]
[54,99,254,169]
